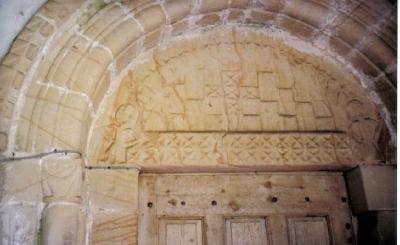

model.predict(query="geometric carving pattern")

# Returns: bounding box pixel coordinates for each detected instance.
[97,132,358,166]
[225,133,358,165]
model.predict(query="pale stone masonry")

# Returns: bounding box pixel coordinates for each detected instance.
[0,0,396,244]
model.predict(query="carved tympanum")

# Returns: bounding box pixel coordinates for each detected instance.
[89,27,381,167]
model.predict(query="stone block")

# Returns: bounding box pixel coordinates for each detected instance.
[241,99,259,115]
[328,35,352,57]
[53,107,86,150]
[315,118,335,131]
[278,89,296,116]
[87,169,139,244]
[52,48,84,86]
[312,101,331,118]
[347,50,381,78]
[360,34,395,72]
[65,92,91,114]
[83,5,125,38]
[275,53,294,89]
[0,203,41,245]
[199,0,229,13]
[203,97,224,115]
[164,0,191,24]
[377,23,396,51]
[42,204,84,245]
[282,0,328,27]
[171,19,189,35]
[230,0,250,8]
[227,10,244,22]
[136,4,166,32]
[196,13,221,27]
[260,102,282,130]
[296,102,316,130]
[250,10,276,23]
[345,165,396,214]
[87,46,113,68]
[115,41,142,74]
[0,159,42,203]
[87,169,139,212]
[144,29,162,49]
[259,72,279,101]
[239,115,262,130]
[335,17,368,47]
[92,73,112,112]
[100,19,142,56]
[258,0,284,12]
[283,117,298,130]
[351,4,380,29]
[91,212,138,245]
[42,156,83,203]
[279,16,314,39]
[71,58,106,97]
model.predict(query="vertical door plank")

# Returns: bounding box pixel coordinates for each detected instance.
[205,215,225,245]
[166,224,181,245]
[226,218,268,245]
[159,219,203,245]
[289,217,331,245]
[268,215,289,245]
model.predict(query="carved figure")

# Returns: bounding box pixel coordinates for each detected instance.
[100,104,141,164]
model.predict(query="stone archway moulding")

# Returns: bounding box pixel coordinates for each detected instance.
[0,0,396,161]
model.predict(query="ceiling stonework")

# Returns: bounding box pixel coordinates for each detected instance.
[0,0,396,164]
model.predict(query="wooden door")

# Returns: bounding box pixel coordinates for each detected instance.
[288,217,331,245]
[226,218,268,245]
[138,172,355,245]
[159,219,203,245]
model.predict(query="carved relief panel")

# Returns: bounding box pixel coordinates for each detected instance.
[89,27,381,167]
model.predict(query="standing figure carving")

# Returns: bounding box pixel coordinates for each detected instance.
[99,104,142,164]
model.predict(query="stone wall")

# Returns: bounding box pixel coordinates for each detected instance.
[0,0,396,157]
[1,153,85,244]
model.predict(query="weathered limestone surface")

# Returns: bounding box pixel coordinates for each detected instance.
[42,156,82,203]
[42,204,84,245]
[89,27,381,168]
[0,204,42,245]
[41,155,84,245]
[0,155,84,245]
[0,0,395,161]
[0,159,43,245]
[0,159,42,202]
[87,169,139,244]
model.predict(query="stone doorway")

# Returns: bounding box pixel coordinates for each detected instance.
[138,172,355,245]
